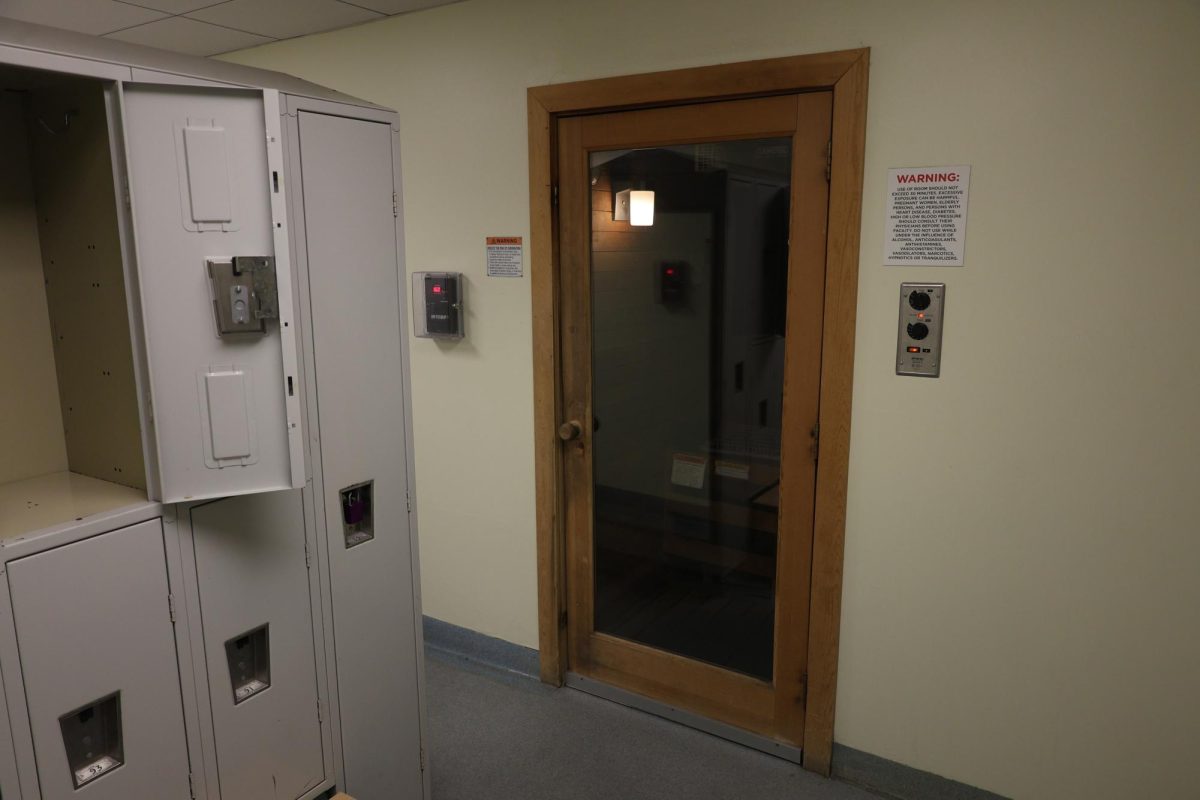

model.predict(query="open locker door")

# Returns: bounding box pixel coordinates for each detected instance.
[119,85,304,503]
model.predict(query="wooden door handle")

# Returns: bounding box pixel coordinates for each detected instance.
[558,420,583,441]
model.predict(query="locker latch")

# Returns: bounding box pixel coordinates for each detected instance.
[225,625,271,704]
[340,480,375,548]
[206,256,280,336]
[60,693,124,789]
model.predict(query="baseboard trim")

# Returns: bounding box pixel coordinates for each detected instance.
[422,616,540,679]
[831,744,1009,800]
[421,617,1008,800]
[566,671,804,764]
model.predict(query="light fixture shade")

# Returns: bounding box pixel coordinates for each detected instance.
[629,190,655,226]
[615,188,655,226]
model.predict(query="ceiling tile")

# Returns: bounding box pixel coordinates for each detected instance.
[115,0,232,13]
[105,16,273,56]
[189,0,381,40]
[338,0,460,15]
[0,0,167,35]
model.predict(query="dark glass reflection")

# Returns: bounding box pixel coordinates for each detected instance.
[589,139,791,681]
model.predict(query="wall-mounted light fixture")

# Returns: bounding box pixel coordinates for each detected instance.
[614,188,655,226]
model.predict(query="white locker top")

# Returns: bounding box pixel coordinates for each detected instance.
[0,16,387,110]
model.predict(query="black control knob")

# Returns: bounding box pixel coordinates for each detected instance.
[908,290,931,311]
[907,322,929,341]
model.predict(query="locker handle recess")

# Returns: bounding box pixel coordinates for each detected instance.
[226,624,271,704]
[60,692,124,789]
[341,480,374,548]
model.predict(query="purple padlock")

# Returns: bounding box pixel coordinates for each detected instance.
[343,495,366,525]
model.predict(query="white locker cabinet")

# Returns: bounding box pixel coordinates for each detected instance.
[0,71,152,535]
[0,19,427,800]
[0,70,305,533]
[7,520,192,800]
[121,85,305,503]
[188,491,325,800]
[293,109,424,800]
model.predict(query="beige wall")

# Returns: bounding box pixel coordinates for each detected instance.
[0,95,69,484]
[224,1,1200,796]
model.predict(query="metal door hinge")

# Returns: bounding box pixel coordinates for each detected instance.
[420,746,426,772]
[393,191,399,218]
[168,594,177,624]
[304,542,311,569]
[406,492,412,514]
[317,699,323,723]
[121,176,132,208]
[810,421,820,461]
[552,185,559,207]
[825,140,833,182]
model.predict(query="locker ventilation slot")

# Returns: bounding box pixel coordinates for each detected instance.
[60,693,124,789]
[340,480,374,548]
[225,624,271,704]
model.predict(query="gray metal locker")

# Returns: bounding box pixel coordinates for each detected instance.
[189,490,325,799]
[0,21,425,800]
[7,519,192,800]
[294,109,424,799]
[120,84,306,504]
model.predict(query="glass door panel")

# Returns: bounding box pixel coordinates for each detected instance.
[589,140,792,681]
[558,90,832,744]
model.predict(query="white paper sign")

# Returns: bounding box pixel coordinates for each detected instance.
[884,165,971,266]
[486,236,523,277]
[714,459,750,480]
[670,453,708,489]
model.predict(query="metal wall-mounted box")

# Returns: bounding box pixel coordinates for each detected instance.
[896,282,946,377]
[412,271,464,339]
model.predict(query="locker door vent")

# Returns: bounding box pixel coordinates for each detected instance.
[225,624,270,704]
[60,692,124,789]
[340,480,374,548]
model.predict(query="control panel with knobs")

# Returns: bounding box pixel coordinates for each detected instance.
[896,282,945,377]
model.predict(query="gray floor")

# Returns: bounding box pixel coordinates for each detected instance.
[425,649,881,800]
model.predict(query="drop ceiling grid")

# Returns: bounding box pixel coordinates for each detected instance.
[187,0,383,41]
[0,0,461,56]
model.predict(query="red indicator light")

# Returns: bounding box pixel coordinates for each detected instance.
[907,346,920,353]
[665,268,676,276]
[917,312,925,319]
[432,284,442,294]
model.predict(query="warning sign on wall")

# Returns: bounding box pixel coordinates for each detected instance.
[486,236,524,277]
[884,166,971,266]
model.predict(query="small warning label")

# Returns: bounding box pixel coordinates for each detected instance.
[486,236,523,277]
[884,166,971,266]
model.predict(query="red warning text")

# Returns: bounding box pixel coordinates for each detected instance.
[896,172,960,184]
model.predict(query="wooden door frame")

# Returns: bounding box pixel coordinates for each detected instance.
[528,48,869,776]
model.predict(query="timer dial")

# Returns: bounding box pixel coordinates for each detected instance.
[908,290,931,311]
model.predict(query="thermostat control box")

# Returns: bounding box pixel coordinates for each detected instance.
[412,272,464,339]
[896,282,945,377]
